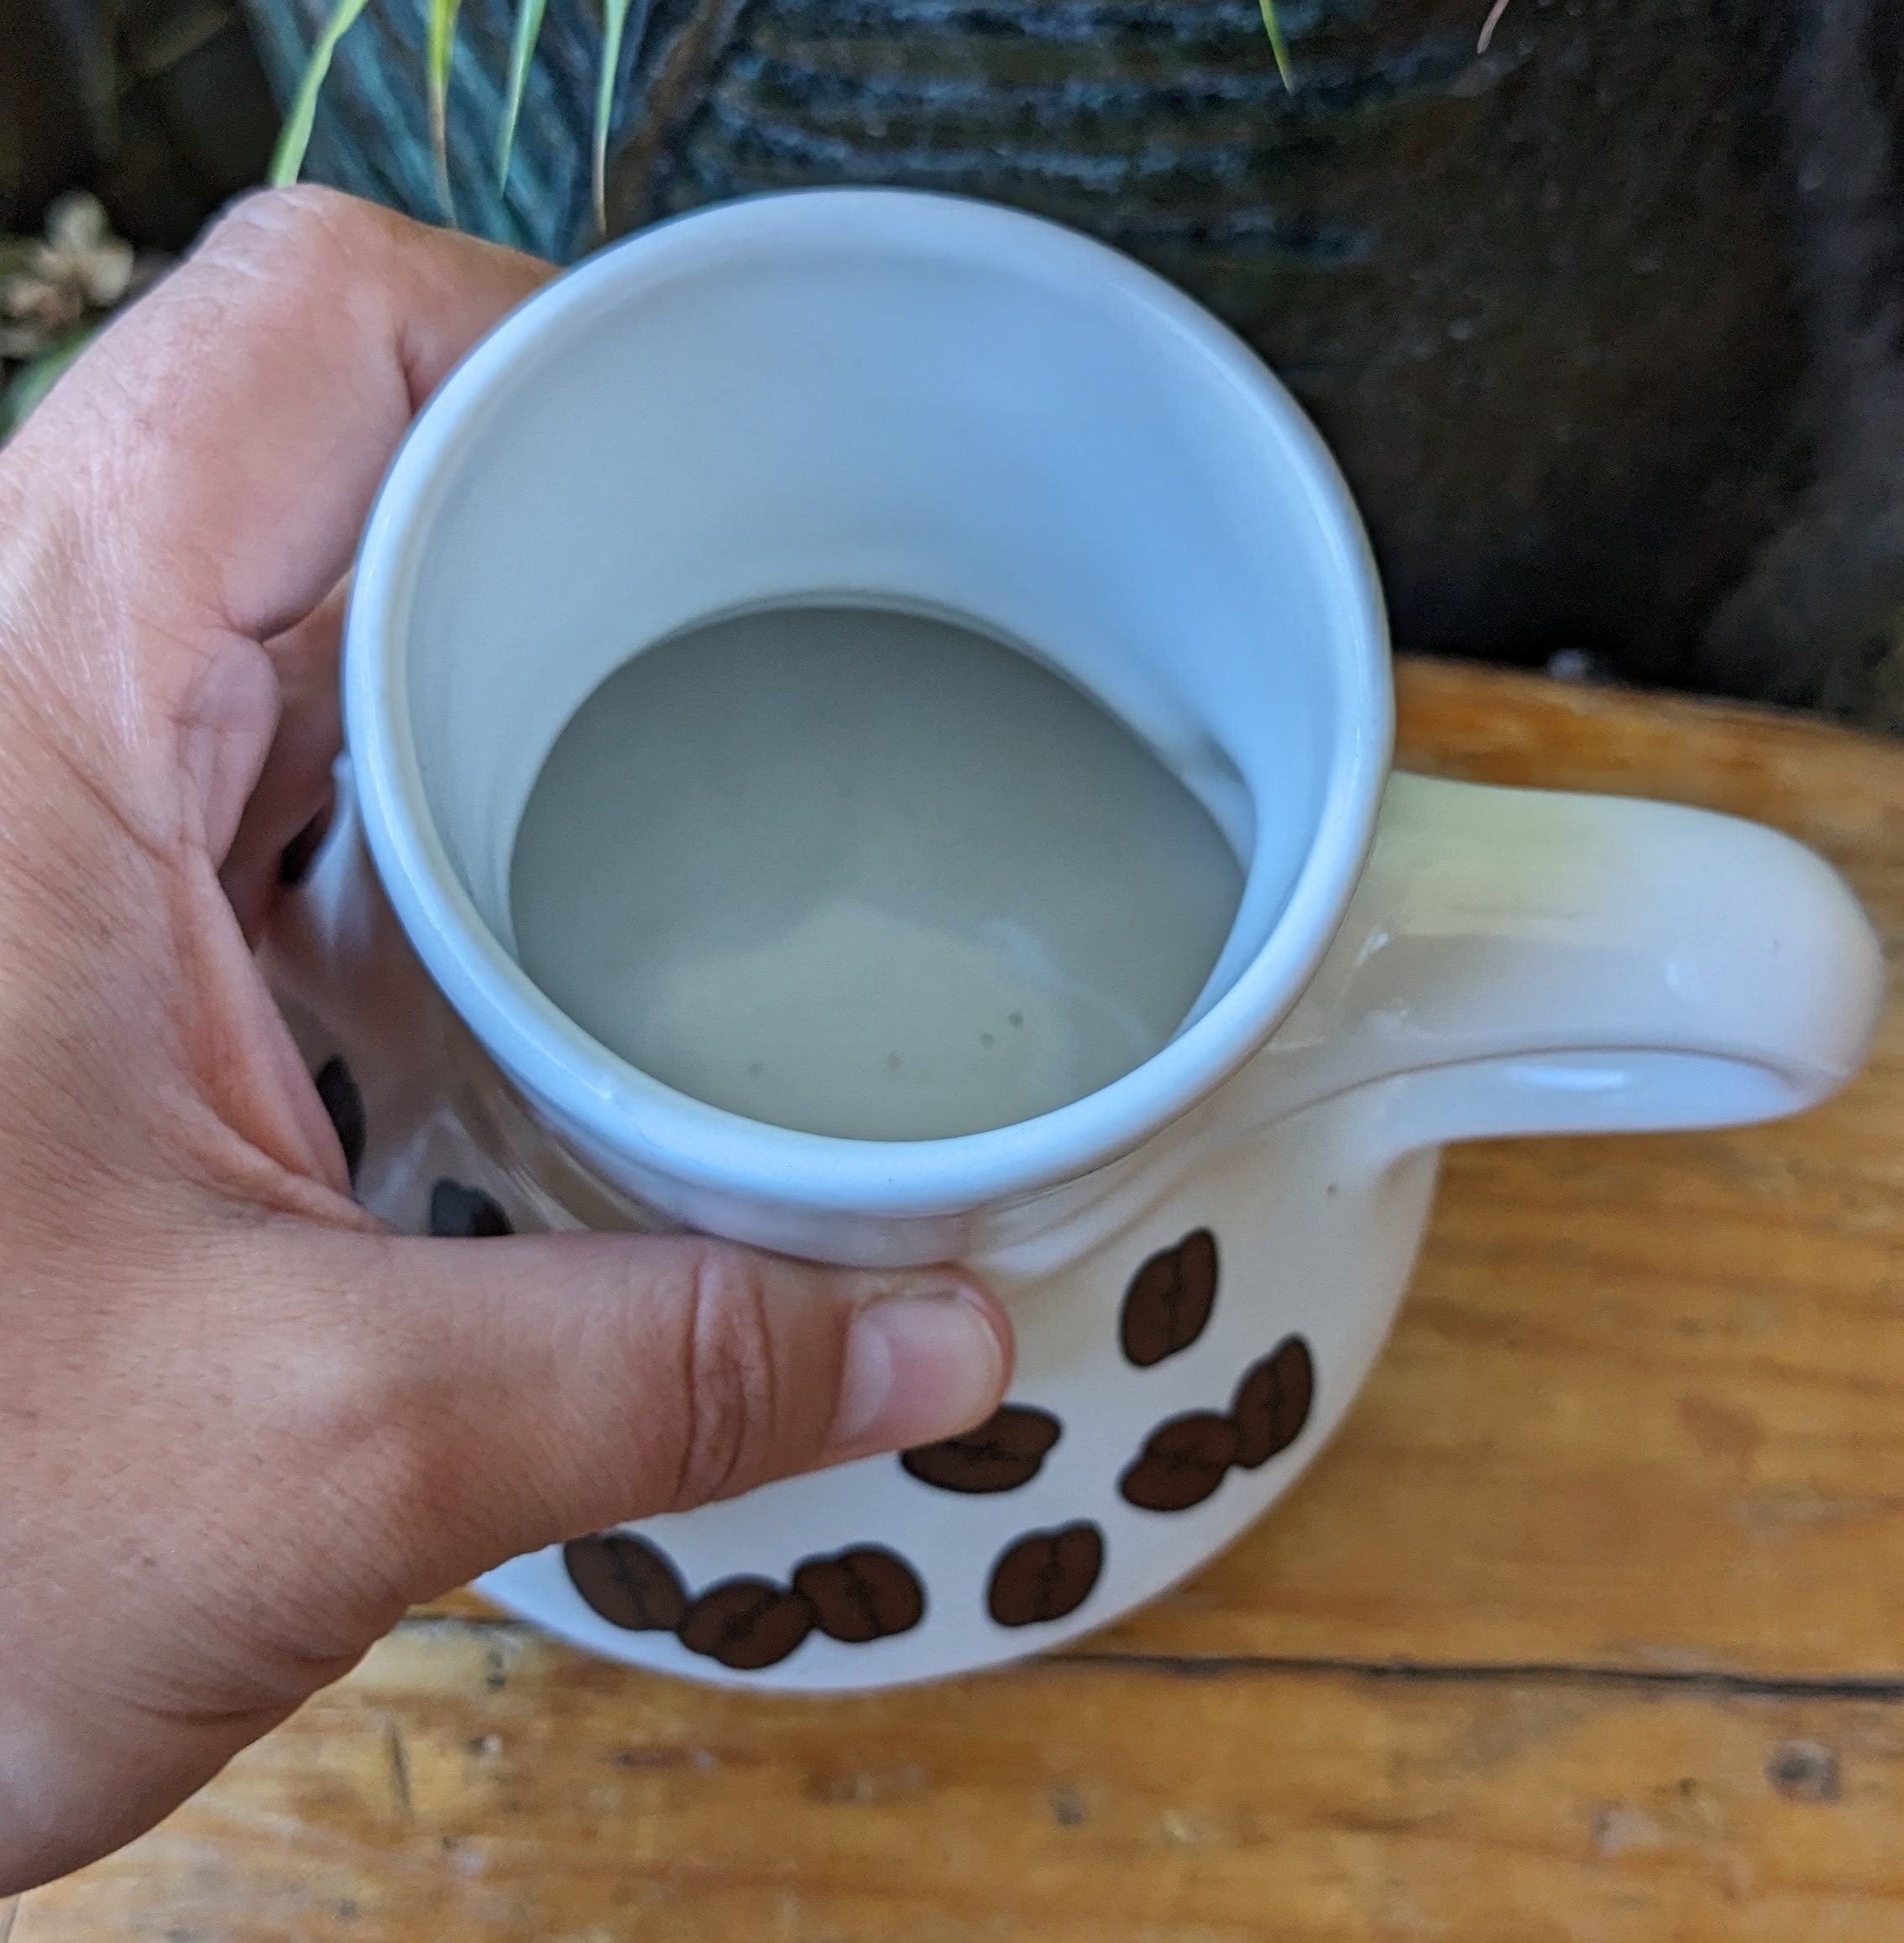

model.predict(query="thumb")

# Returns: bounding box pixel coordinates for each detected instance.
[0,1227,1007,1890]
[306,1225,1012,1606]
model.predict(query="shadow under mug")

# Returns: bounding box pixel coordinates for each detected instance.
[344,187,1886,1271]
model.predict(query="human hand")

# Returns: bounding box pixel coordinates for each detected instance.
[0,187,1012,1892]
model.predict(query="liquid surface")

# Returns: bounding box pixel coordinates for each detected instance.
[510,606,1243,1140]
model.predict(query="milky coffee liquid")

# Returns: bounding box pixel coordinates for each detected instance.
[509,606,1243,1141]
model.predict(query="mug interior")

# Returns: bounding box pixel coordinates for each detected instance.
[349,190,1389,1210]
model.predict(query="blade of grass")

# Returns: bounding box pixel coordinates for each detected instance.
[427,0,463,222]
[496,0,550,187]
[592,0,636,236]
[1258,0,1294,90]
[267,0,374,187]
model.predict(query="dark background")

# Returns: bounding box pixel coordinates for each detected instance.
[10,0,1904,731]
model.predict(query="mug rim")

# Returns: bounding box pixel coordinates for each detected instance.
[344,186,1393,1218]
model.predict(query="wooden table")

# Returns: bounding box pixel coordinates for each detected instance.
[15,659,1904,1940]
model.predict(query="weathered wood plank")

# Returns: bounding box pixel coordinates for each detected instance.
[18,1621,1904,1941]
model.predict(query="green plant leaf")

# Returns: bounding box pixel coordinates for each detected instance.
[1258,0,1294,90]
[496,0,551,188]
[268,0,375,188]
[427,0,463,221]
[592,0,636,236]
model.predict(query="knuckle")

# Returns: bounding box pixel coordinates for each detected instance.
[257,1294,478,1625]
[268,1298,405,1482]
[668,1243,788,1508]
[244,1249,436,1511]
[193,186,405,312]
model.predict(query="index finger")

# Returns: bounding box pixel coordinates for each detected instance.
[2,187,552,653]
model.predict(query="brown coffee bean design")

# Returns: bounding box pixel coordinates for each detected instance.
[429,1178,515,1237]
[313,1055,365,1184]
[1117,1334,1316,1514]
[791,1546,926,1643]
[901,1403,1062,1493]
[1119,1229,1218,1368]
[562,1532,689,1632]
[677,1578,817,1671]
[278,807,331,887]
[986,1523,1106,1628]
[1231,1337,1316,1469]
[568,1533,929,1669]
[1117,1411,1238,1512]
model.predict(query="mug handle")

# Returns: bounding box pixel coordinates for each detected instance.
[1240,773,1886,1162]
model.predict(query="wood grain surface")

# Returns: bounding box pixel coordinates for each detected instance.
[15,658,1904,1940]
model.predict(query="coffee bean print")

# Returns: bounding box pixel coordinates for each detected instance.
[1117,1411,1238,1512]
[1231,1336,1315,1469]
[901,1403,1062,1494]
[312,1055,365,1184]
[277,806,332,887]
[1119,1229,1218,1368]
[677,1578,816,1671]
[429,1178,515,1237]
[986,1523,1106,1628]
[791,1546,926,1643]
[562,1532,689,1632]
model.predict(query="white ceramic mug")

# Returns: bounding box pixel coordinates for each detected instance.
[335,188,1886,1688]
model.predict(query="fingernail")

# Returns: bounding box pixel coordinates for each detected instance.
[830,1281,1007,1457]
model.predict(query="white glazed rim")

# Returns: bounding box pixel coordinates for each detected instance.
[345,187,1393,1221]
